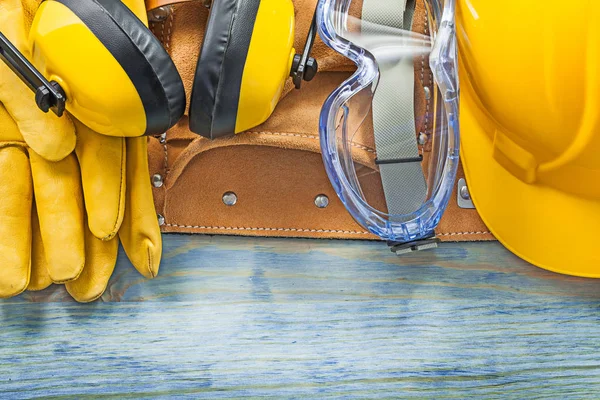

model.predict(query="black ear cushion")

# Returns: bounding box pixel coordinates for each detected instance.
[189,0,261,139]
[55,0,186,135]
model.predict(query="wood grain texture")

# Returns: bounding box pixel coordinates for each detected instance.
[2,235,600,399]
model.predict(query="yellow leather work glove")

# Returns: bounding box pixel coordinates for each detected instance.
[0,101,86,296]
[0,0,162,302]
[0,103,162,301]
[0,0,79,294]
[0,104,46,296]
[64,123,162,302]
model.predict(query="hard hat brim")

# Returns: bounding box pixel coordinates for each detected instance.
[460,84,600,278]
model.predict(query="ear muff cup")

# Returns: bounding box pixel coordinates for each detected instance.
[189,0,262,140]
[53,0,186,135]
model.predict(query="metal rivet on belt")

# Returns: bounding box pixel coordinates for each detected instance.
[460,185,471,200]
[157,214,165,226]
[148,6,172,22]
[314,194,329,209]
[418,133,428,145]
[222,192,238,206]
[424,86,431,100]
[457,178,475,210]
[152,174,164,188]
[159,132,167,144]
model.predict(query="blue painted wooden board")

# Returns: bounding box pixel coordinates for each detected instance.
[2,235,600,398]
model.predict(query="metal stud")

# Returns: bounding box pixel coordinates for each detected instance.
[157,214,165,226]
[148,6,172,22]
[152,174,164,188]
[314,194,330,209]
[457,178,475,209]
[424,86,431,100]
[460,185,470,200]
[222,192,238,206]
[418,133,428,145]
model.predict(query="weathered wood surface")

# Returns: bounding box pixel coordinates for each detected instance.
[2,235,600,398]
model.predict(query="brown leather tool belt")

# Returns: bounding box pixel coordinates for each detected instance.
[145,0,494,241]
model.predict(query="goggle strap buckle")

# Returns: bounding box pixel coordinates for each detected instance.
[389,234,439,255]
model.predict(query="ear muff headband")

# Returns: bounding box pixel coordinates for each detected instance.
[36,0,185,136]
[189,0,262,139]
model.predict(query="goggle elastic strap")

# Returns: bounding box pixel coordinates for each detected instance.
[363,0,430,248]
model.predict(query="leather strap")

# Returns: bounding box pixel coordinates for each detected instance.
[146,0,195,11]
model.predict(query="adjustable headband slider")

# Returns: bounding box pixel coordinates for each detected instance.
[290,6,319,89]
[0,31,66,117]
[35,81,67,117]
[291,55,318,88]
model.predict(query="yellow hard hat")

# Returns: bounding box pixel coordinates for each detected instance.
[457,0,600,277]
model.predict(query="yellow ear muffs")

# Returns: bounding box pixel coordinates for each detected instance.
[29,0,185,137]
[189,0,296,139]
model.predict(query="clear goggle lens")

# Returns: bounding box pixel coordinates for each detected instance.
[318,0,459,243]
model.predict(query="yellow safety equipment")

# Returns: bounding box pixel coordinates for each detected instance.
[27,0,186,137]
[457,0,600,277]
[65,121,163,302]
[189,0,298,138]
[0,0,162,302]
[2,0,313,140]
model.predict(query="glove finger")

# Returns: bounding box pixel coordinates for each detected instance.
[119,137,162,279]
[0,100,25,142]
[0,0,27,25]
[27,203,52,291]
[74,119,126,240]
[0,3,76,161]
[0,146,32,298]
[0,0,41,26]
[30,152,85,283]
[65,223,119,303]
[20,1,44,27]
[0,78,76,162]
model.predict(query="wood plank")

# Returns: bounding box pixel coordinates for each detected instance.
[1,235,600,398]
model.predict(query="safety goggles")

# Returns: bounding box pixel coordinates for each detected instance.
[317,0,459,252]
